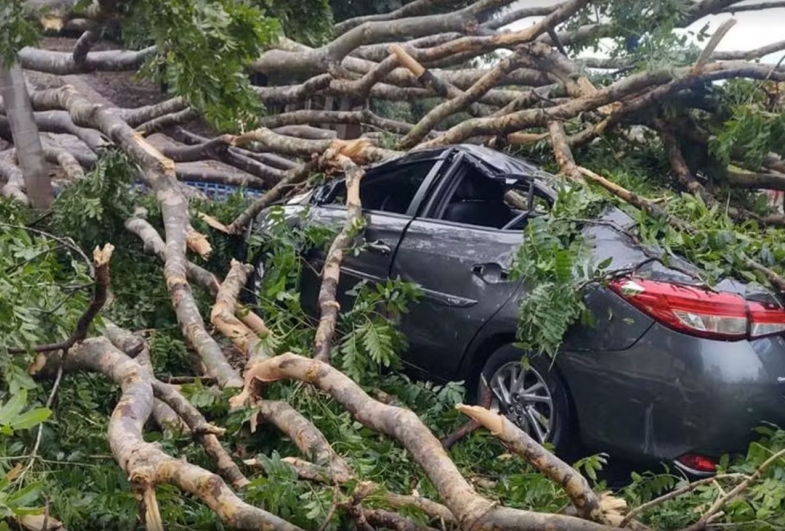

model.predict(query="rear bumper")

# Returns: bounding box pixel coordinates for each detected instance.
[559,321,785,464]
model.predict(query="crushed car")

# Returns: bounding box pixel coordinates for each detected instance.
[247,144,785,476]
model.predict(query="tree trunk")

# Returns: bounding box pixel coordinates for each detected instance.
[0,60,53,209]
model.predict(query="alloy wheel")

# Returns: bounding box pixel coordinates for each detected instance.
[488,360,553,443]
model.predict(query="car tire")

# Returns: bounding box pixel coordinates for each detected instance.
[478,344,578,458]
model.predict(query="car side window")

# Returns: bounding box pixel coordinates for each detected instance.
[429,165,550,230]
[322,161,435,215]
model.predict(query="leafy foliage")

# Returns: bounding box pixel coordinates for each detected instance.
[52,149,137,251]
[125,0,279,131]
[565,0,703,69]
[511,185,610,357]
[623,427,785,529]
[0,0,39,64]
[336,278,420,383]
[264,0,334,45]
[711,104,785,171]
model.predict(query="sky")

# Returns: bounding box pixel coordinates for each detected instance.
[504,0,785,64]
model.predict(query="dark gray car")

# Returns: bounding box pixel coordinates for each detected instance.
[248,144,785,475]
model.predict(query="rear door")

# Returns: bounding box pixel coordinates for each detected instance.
[300,157,446,315]
[391,158,526,379]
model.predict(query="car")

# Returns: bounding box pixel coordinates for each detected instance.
[246,144,785,475]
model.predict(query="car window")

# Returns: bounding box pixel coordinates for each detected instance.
[322,161,434,215]
[427,165,550,230]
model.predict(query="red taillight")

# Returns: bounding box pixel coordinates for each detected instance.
[748,301,785,338]
[609,277,785,340]
[676,453,717,474]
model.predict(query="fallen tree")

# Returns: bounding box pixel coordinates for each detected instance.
[2,0,785,530]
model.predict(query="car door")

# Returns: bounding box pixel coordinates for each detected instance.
[391,159,527,380]
[300,157,446,316]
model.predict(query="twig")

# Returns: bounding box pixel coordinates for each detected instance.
[0,223,94,277]
[8,244,114,354]
[17,351,67,484]
[692,19,736,74]
[620,474,748,527]
[680,449,785,531]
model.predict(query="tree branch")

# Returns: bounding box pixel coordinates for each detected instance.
[457,405,606,523]
[313,146,365,364]
[232,353,620,531]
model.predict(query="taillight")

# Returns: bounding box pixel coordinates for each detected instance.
[609,277,785,341]
[676,453,717,474]
[749,301,785,338]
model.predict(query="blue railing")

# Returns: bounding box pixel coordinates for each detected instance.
[183,181,264,200]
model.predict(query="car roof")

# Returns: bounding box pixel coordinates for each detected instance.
[371,144,554,183]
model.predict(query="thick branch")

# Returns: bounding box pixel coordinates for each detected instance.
[150,379,250,489]
[232,353,619,531]
[225,137,396,235]
[400,46,525,148]
[136,109,200,136]
[726,170,785,191]
[103,320,187,434]
[0,156,28,203]
[226,161,316,235]
[457,405,605,523]
[334,0,464,35]
[260,109,417,136]
[257,401,353,483]
[211,259,270,366]
[548,121,583,182]
[721,0,785,11]
[423,62,785,147]
[313,152,365,364]
[253,0,517,77]
[18,46,156,75]
[119,98,188,128]
[125,213,220,296]
[61,338,300,530]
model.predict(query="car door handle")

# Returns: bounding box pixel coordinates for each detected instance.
[472,262,509,283]
[366,239,392,255]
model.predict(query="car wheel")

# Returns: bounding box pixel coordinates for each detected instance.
[479,344,577,457]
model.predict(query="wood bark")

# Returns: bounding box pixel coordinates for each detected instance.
[252,0,517,78]
[26,85,243,388]
[104,320,189,434]
[422,62,785,147]
[18,46,155,75]
[57,338,301,530]
[313,146,365,364]
[399,46,526,148]
[457,405,606,523]
[0,61,53,209]
[233,353,620,531]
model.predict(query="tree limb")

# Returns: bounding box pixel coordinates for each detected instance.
[312,147,365,364]
[457,404,606,523]
[55,338,301,530]
[18,46,156,75]
[232,353,620,531]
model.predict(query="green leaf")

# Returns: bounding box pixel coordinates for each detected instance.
[0,390,27,426]
[10,408,52,431]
